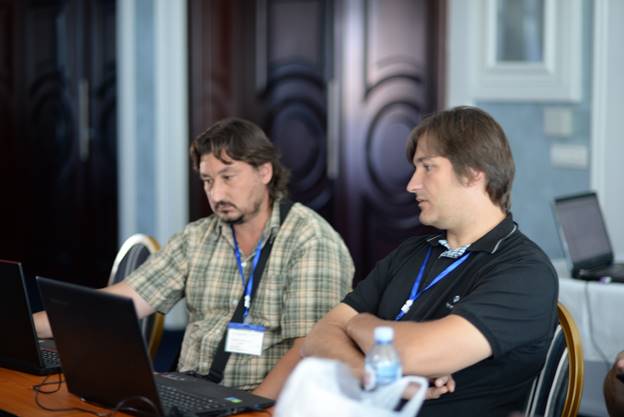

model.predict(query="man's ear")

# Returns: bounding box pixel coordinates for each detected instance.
[463,168,485,187]
[258,162,273,185]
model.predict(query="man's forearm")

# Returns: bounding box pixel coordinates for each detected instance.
[301,303,364,376]
[346,313,492,378]
[345,312,385,353]
[302,321,364,375]
[33,281,155,339]
[253,338,305,400]
[104,281,155,319]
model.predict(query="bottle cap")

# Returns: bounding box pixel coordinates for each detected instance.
[374,326,394,343]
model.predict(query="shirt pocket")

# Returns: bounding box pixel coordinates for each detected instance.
[249,268,285,330]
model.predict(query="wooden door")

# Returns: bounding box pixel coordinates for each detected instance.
[188,0,252,218]
[0,0,117,288]
[336,0,444,281]
[188,0,444,282]
[188,0,333,219]
[257,0,334,219]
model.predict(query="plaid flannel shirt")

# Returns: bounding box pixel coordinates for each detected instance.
[125,200,354,390]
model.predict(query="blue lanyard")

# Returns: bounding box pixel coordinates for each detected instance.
[395,247,471,320]
[231,226,263,320]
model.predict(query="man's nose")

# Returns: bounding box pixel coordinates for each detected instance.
[406,169,422,193]
[206,180,224,201]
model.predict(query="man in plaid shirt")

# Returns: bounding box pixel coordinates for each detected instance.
[35,118,354,398]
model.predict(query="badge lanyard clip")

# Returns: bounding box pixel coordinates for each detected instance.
[395,247,470,320]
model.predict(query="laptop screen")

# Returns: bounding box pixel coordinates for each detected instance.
[36,277,274,416]
[553,192,613,266]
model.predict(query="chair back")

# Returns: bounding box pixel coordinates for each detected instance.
[524,302,584,417]
[109,234,164,360]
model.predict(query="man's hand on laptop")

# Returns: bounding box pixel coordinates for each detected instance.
[33,311,53,339]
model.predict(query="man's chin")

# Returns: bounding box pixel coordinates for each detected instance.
[221,214,244,225]
[418,213,433,227]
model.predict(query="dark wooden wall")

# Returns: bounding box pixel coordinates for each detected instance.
[188,0,445,282]
[0,0,117,288]
[0,0,445,288]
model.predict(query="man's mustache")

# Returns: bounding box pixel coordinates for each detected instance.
[215,201,237,210]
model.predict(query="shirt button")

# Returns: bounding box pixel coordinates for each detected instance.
[232,299,238,306]
[241,261,247,268]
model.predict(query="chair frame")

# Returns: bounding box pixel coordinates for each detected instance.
[109,234,160,283]
[557,302,584,417]
[109,234,164,361]
[524,302,584,417]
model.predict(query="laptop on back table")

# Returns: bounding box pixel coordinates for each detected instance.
[36,276,274,417]
[552,192,624,282]
[0,260,60,375]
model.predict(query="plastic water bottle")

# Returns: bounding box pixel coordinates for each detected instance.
[363,326,402,391]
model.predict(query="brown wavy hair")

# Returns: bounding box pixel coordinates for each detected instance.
[406,106,515,212]
[190,118,290,203]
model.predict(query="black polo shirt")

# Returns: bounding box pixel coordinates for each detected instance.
[343,214,558,417]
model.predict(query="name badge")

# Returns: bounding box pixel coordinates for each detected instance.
[225,323,265,356]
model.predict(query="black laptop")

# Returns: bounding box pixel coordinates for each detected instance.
[553,192,624,282]
[36,276,274,417]
[0,260,60,375]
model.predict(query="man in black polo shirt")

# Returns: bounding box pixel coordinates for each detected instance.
[302,106,558,417]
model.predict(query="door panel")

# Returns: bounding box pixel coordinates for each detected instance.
[260,0,333,218]
[338,0,442,281]
[188,0,250,218]
[0,0,18,258]
[188,0,444,282]
[188,0,333,220]
[0,0,117,288]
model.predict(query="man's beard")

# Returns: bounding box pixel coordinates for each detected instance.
[224,215,244,225]
[217,195,263,226]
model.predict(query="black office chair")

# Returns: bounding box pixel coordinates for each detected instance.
[524,302,584,417]
[109,234,164,361]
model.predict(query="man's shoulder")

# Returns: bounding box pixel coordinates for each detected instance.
[280,202,342,242]
[184,215,218,231]
[396,232,440,253]
[502,227,554,266]
[484,227,558,288]
[177,215,220,243]
[273,202,354,272]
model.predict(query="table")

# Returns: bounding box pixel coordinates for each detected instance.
[0,367,120,417]
[0,367,270,417]
[555,259,624,417]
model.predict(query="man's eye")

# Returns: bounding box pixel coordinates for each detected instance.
[423,164,432,172]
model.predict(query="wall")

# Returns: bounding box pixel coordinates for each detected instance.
[479,100,591,256]
[117,0,188,249]
[591,0,624,261]
[480,0,593,258]
[117,0,188,328]
[448,0,595,259]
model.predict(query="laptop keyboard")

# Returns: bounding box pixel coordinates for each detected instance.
[591,263,624,277]
[41,349,60,367]
[157,384,225,413]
